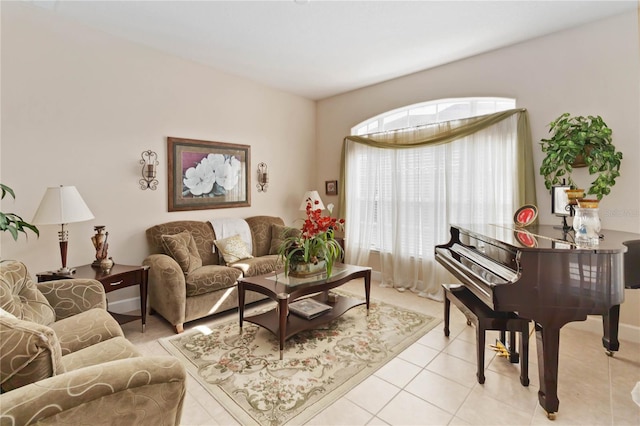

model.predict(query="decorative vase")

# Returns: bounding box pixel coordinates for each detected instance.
[573,207,601,248]
[288,259,327,278]
[99,257,114,272]
[91,226,110,267]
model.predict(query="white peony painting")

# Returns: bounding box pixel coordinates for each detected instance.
[168,137,250,211]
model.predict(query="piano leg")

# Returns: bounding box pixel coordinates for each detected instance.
[443,294,451,337]
[535,322,560,419]
[519,323,530,387]
[601,304,620,356]
[476,326,486,384]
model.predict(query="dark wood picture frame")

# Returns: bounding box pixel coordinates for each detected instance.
[325,180,338,196]
[167,137,250,212]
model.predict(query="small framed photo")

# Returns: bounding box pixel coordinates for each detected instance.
[552,185,571,216]
[167,137,251,212]
[325,180,338,196]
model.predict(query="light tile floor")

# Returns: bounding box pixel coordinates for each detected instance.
[121,279,640,425]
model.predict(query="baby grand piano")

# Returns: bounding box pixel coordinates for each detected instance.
[435,224,640,419]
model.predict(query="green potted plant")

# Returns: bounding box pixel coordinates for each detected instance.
[1,183,39,240]
[278,199,344,278]
[539,113,623,202]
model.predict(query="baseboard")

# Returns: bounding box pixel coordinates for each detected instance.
[565,315,640,345]
[107,296,142,314]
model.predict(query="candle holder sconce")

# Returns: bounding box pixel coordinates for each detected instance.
[257,162,268,192]
[140,150,158,190]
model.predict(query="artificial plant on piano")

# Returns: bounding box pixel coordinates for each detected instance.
[539,113,622,201]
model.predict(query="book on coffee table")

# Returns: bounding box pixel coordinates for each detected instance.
[289,298,332,320]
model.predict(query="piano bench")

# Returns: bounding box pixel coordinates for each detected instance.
[442,284,530,387]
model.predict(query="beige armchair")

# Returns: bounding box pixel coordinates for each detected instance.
[0,260,186,425]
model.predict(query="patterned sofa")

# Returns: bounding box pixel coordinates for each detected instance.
[144,216,297,333]
[0,260,186,425]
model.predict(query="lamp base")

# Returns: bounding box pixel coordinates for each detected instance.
[55,266,76,275]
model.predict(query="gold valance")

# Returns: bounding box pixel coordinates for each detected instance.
[339,108,537,215]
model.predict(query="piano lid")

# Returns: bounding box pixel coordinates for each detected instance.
[453,224,640,254]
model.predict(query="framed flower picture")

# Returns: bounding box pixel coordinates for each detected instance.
[167,137,251,211]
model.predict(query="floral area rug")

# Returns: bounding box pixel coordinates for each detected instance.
[160,292,440,425]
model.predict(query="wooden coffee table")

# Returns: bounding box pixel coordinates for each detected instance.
[238,263,371,359]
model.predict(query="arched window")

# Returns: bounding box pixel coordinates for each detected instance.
[352,97,516,135]
[344,97,527,299]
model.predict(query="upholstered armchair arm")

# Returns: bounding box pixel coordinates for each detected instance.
[0,356,187,426]
[143,254,187,332]
[0,317,63,393]
[38,279,107,320]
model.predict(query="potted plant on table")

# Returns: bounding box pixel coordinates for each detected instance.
[539,113,623,206]
[1,184,39,241]
[279,198,345,278]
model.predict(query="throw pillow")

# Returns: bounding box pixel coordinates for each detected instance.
[269,224,302,255]
[214,234,254,265]
[161,231,202,274]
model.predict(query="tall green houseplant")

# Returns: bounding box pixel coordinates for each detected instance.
[539,113,622,200]
[0,184,39,240]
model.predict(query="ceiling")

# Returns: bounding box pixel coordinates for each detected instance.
[30,0,637,100]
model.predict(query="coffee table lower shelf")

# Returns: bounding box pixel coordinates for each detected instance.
[238,264,372,359]
[244,294,365,342]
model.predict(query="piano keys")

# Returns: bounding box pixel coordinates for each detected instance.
[435,223,640,419]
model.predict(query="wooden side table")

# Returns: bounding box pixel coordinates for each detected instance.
[37,264,149,332]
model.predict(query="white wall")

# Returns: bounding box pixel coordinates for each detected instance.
[0,3,317,303]
[317,10,640,329]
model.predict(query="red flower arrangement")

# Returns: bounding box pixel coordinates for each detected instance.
[279,199,345,277]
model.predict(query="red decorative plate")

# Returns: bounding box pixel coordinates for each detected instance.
[514,204,538,227]
[514,230,538,248]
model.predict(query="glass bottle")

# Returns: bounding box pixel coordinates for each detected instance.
[573,207,601,248]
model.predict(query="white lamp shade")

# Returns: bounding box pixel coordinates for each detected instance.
[32,186,95,225]
[300,190,325,211]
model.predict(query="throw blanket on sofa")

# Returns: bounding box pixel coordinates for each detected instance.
[210,218,253,255]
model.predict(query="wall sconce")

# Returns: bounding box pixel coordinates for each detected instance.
[140,150,158,190]
[256,162,268,192]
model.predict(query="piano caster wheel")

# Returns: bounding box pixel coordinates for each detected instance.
[605,350,615,357]
[466,319,472,326]
[546,412,557,420]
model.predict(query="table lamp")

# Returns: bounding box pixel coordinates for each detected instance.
[299,190,325,211]
[32,186,94,275]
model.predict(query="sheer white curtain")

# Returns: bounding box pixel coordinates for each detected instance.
[342,112,532,300]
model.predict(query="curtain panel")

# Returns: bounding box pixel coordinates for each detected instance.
[338,108,536,298]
